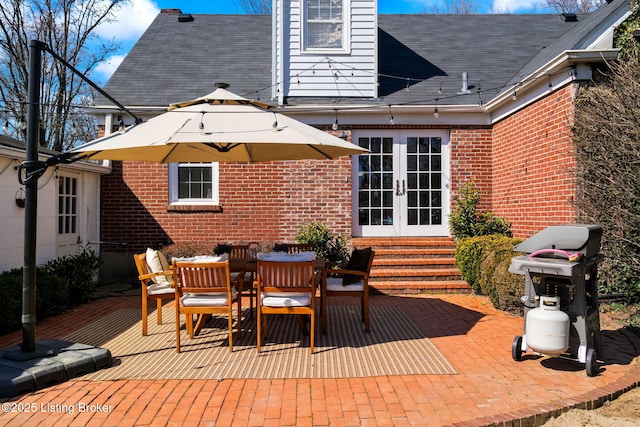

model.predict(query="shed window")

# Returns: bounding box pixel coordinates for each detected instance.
[58,176,77,234]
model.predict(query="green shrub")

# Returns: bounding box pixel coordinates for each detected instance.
[449,180,512,240]
[161,242,213,259]
[0,265,74,334]
[36,268,69,317]
[477,240,526,315]
[43,246,102,305]
[296,221,349,264]
[0,268,24,334]
[455,234,524,313]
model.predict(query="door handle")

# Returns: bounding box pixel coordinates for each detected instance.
[396,179,402,196]
[402,179,406,195]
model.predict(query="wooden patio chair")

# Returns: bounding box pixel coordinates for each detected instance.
[229,244,256,314]
[273,243,315,254]
[287,243,315,254]
[256,259,316,353]
[134,250,175,336]
[172,260,242,353]
[320,247,375,333]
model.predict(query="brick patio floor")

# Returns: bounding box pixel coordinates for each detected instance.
[0,292,638,426]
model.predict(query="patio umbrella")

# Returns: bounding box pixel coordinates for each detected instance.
[69,87,368,163]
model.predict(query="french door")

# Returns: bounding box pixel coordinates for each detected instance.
[351,130,450,237]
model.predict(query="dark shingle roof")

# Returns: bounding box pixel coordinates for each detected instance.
[96,3,626,109]
[99,14,273,106]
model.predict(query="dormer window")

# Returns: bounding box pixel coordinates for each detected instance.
[304,0,350,52]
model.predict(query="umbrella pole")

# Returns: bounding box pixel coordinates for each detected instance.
[21,40,43,353]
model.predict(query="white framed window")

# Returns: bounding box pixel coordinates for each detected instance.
[58,175,78,234]
[303,0,350,52]
[169,162,219,205]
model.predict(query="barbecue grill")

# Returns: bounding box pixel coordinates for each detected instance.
[508,224,603,376]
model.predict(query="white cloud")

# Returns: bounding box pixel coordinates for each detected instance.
[94,54,127,81]
[93,1,160,82]
[491,0,543,13]
[95,0,159,42]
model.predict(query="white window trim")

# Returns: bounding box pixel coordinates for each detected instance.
[168,162,220,205]
[57,174,79,235]
[301,0,351,54]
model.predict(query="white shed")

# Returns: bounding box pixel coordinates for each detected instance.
[0,135,109,273]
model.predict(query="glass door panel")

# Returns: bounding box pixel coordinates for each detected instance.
[352,130,450,237]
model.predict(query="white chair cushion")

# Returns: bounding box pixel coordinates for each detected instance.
[261,292,312,307]
[146,247,172,286]
[325,277,365,292]
[147,283,174,296]
[181,289,237,307]
[258,252,316,262]
[172,254,229,263]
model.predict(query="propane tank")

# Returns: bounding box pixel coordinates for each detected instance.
[525,296,570,355]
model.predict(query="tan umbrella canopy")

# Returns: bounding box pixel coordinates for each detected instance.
[70,87,368,163]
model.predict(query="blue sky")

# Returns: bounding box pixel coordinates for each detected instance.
[92,0,554,82]
[150,0,550,14]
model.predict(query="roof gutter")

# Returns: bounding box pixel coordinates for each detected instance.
[486,49,620,118]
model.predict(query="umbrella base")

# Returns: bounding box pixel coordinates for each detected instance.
[0,339,113,398]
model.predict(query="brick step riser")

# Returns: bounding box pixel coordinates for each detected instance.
[370,276,462,282]
[373,260,457,268]
[353,239,456,249]
[374,252,455,259]
[371,282,470,294]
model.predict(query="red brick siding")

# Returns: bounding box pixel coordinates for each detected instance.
[100,86,578,248]
[492,85,577,238]
[449,127,493,213]
[100,157,353,253]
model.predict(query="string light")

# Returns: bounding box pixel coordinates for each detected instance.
[242,55,576,113]
[332,109,339,131]
[388,105,394,125]
[433,99,439,119]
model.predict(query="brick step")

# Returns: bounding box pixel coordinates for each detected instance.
[373,257,456,268]
[370,268,462,281]
[370,280,470,294]
[353,237,456,249]
[373,248,455,258]
[351,236,467,294]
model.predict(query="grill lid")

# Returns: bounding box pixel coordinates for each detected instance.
[514,224,602,259]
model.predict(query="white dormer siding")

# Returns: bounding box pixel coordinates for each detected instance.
[273,0,378,104]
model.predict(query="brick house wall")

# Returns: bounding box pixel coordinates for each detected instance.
[449,127,493,214]
[491,84,577,238]
[100,156,353,254]
[100,82,579,255]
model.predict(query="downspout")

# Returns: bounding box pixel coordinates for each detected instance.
[272,0,278,102]
[277,0,285,105]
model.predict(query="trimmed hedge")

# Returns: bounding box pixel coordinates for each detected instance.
[0,247,101,334]
[455,234,525,315]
